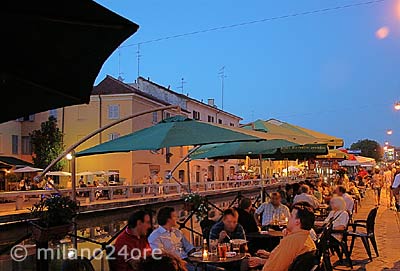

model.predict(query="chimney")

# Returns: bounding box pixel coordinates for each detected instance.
[208,98,215,107]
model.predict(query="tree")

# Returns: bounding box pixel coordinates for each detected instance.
[350,139,383,161]
[30,116,65,171]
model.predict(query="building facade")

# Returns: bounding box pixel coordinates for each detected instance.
[0,75,242,187]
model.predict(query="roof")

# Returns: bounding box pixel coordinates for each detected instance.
[0,156,33,167]
[92,76,171,107]
[136,76,242,120]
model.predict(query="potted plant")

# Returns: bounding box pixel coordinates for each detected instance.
[182,192,210,221]
[29,195,78,242]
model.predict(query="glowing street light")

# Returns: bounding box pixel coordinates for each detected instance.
[395,102,400,111]
[66,153,73,160]
[387,129,393,135]
[385,141,389,145]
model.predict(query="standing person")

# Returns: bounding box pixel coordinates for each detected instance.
[371,168,383,206]
[148,207,196,271]
[255,192,290,227]
[384,167,394,207]
[110,210,152,271]
[391,168,400,210]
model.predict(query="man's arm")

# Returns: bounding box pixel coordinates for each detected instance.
[148,234,164,251]
[181,232,195,254]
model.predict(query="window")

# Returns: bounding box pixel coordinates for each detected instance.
[207,115,214,123]
[152,112,158,123]
[108,133,120,141]
[12,135,18,154]
[49,109,58,119]
[78,106,88,120]
[164,112,171,119]
[166,147,172,164]
[16,115,35,122]
[230,123,235,127]
[21,136,32,155]
[193,110,200,120]
[218,119,222,124]
[108,105,120,120]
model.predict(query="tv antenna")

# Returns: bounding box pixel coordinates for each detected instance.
[177,78,187,94]
[218,66,227,110]
[136,43,142,79]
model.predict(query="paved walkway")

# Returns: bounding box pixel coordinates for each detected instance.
[331,189,400,271]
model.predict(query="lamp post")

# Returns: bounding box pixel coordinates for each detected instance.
[387,129,393,135]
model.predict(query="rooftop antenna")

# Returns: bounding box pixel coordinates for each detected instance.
[136,43,142,80]
[117,46,124,81]
[218,66,227,110]
[177,77,186,94]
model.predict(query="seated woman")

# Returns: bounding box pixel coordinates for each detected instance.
[323,196,349,242]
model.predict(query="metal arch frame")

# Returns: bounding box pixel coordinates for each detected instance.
[35,105,181,195]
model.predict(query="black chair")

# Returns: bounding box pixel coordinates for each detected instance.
[348,207,379,261]
[315,224,333,271]
[288,250,318,271]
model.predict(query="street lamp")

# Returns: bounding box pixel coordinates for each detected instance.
[395,102,400,111]
[387,129,393,135]
[66,153,73,160]
[385,141,389,145]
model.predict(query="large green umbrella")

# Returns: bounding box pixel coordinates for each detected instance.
[76,116,263,157]
[190,139,299,160]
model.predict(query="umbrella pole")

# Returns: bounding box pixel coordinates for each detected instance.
[186,158,195,243]
[70,150,78,249]
[259,154,265,202]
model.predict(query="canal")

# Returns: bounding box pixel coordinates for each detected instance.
[0,189,261,271]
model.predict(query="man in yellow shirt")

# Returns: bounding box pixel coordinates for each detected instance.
[248,204,316,271]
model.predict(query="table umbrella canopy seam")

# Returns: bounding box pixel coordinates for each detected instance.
[76,116,265,157]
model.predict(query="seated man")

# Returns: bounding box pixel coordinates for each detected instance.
[335,185,354,214]
[248,204,316,271]
[209,208,246,243]
[148,207,196,271]
[255,192,290,227]
[111,210,152,271]
[293,185,320,209]
[236,197,259,234]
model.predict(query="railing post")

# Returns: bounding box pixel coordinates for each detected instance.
[109,187,114,200]
[89,188,95,202]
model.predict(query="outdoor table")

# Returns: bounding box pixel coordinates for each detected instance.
[188,253,246,271]
[246,230,284,253]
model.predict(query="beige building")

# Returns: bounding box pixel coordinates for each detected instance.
[0,75,242,188]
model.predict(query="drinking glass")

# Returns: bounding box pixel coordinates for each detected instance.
[209,239,218,255]
[218,243,227,260]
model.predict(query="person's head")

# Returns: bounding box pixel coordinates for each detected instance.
[285,184,293,194]
[299,185,310,194]
[330,196,346,211]
[128,210,151,236]
[142,253,188,271]
[349,182,355,188]
[157,207,177,228]
[335,185,346,196]
[239,198,252,211]
[270,192,282,206]
[222,208,239,232]
[287,203,315,232]
[292,183,300,195]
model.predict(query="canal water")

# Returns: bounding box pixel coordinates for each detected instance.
[0,190,260,271]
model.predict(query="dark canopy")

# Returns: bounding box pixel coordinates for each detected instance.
[1,0,138,123]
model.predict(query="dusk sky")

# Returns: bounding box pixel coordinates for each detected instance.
[95,0,400,148]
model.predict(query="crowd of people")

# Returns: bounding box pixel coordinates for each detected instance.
[108,164,399,271]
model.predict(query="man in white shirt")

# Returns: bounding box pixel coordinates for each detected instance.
[335,185,354,214]
[293,185,320,209]
[392,169,400,210]
[255,192,290,227]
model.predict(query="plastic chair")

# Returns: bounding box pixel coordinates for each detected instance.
[348,207,379,261]
[288,250,318,271]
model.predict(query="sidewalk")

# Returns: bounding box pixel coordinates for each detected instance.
[331,189,400,271]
